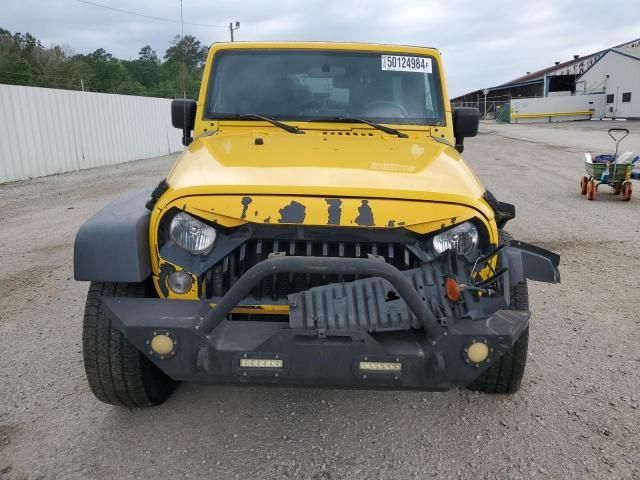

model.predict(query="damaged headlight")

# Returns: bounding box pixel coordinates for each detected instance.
[169,212,216,254]
[432,222,479,257]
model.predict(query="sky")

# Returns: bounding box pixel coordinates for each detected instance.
[3,0,640,97]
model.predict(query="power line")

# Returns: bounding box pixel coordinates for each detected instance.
[75,0,228,29]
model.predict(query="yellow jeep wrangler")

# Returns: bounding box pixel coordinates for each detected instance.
[74,42,560,407]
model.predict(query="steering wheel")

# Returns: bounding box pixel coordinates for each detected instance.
[360,101,409,118]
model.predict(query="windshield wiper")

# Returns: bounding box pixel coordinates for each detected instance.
[309,116,408,138]
[233,114,304,134]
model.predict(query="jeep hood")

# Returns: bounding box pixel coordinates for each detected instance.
[168,129,485,198]
[165,128,491,219]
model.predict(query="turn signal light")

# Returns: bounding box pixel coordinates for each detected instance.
[168,270,193,294]
[445,277,462,302]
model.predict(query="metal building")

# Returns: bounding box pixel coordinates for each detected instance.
[576,47,640,119]
[451,37,640,120]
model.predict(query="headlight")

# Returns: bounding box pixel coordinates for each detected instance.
[432,222,479,257]
[169,212,216,254]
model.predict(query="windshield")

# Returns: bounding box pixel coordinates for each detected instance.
[205,49,445,126]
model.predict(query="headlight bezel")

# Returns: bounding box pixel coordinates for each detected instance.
[168,211,217,255]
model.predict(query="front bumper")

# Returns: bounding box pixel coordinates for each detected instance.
[103,297,529,389]
[101,242,559,390]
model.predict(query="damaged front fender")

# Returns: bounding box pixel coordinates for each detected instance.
[505,241,561,285]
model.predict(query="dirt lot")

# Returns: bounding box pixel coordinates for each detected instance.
[1,120,639,479]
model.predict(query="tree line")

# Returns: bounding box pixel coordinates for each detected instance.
[0,27,206,98]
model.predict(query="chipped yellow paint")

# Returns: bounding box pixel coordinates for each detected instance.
[165,195,483,229]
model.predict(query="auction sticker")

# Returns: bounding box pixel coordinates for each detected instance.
[381,55,432,73]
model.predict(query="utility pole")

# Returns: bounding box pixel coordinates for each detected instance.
[80,78,85,92]
[229,21,240,42]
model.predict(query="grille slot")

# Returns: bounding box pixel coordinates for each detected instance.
[204,240,422,301]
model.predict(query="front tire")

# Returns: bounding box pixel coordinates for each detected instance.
[466,231,529,394]
[82,281,178,407]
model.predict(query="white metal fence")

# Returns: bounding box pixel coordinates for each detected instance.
[0,84,183,183]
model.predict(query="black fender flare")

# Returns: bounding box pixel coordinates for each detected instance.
[74,189,152,282]
[505,241,561,285]
[483,190,516,228]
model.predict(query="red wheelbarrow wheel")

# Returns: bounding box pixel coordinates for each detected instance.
[586,180,597,201]
[579,176,588,195]
[622,181,632,201]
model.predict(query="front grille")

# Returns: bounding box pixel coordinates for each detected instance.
[203,239,423,301]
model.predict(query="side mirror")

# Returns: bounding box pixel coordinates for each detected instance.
[452,107,480,153]
[171,99,197,146]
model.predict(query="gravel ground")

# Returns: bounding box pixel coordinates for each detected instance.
[1,120,639,480]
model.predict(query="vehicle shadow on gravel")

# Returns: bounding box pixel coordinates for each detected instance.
[101,382,513,443]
